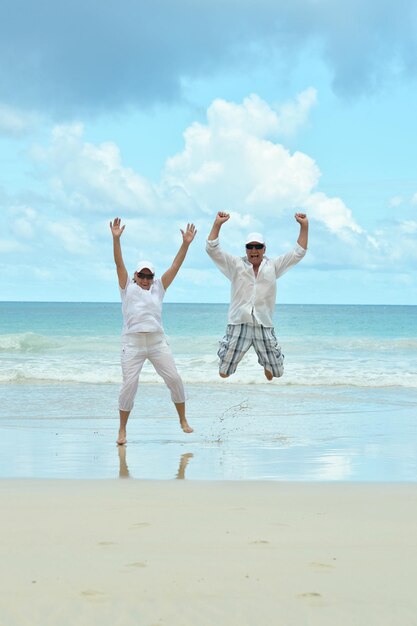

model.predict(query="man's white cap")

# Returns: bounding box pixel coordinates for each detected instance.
[245,232,265,245]
[136,260,155,274]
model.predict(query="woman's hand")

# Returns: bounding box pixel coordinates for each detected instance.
[180,223,197,246]
[110,217,125,238]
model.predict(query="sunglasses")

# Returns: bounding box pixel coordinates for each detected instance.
[137,272,154,280]
[246,243,264,250]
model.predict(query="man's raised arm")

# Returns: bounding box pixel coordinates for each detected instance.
[207,211,230,241]
[295,212,309,250]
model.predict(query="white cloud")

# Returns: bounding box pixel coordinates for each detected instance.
[229,213,257,229]
[178,267,215,285]
[0,104,33,136]
[47,220,93,255]
[175,89,316,145]
[19,91,414,284]
[12,218,34,239]
[10,206,38,239]
[33,267,53,280]
[364,220,417,266]
[366,235,380,249]
[391,193,417,208]
[305,192,363,236]
[389,195,404,207]
[91,264,115,283]
[273,87,318,136]
[0,238,25,252]
[29,93,322,224]
[163,92,361,237]
[32,123,159,214]
[24,92,365,253]
[400,220,417,234]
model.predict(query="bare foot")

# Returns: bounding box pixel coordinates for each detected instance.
[116,430,127,445]
[180,420,194,433]
[264,368,273,381]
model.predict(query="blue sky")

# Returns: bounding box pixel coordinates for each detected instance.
[1,0,417,304]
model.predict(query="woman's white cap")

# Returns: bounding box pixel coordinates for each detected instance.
[245,232,265,245]
[136,260,155,274]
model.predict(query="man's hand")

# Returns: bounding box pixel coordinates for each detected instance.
[294,212,308,226]
[110,217,125,238]
[215,211,230,226]
[208,211,230,241]
[295,212,308,250]
[180,223,197,246]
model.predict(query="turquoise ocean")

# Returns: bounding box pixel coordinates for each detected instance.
[1,302,416,480]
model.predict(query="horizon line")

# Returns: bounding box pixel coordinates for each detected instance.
[0,300,415,307]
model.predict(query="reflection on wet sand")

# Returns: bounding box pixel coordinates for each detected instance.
[117,446,194,480]
[118,444,130,478]
[175,452,193,479]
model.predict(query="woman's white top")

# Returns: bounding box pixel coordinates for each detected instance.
[120,277,165,335]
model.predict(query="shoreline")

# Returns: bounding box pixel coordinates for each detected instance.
[2,479,417,625]
[1,383,417,481]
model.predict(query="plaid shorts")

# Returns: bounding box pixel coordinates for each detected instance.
[217,323,284,377]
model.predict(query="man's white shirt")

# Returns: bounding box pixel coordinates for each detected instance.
[206,238,306,327]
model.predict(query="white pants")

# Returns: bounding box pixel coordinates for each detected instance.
[119,332,185,411]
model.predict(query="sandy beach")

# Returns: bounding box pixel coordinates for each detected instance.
[1,479,417,626]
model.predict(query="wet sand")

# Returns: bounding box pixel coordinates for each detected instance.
[1,479,417,625]
[1,383,417,481]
